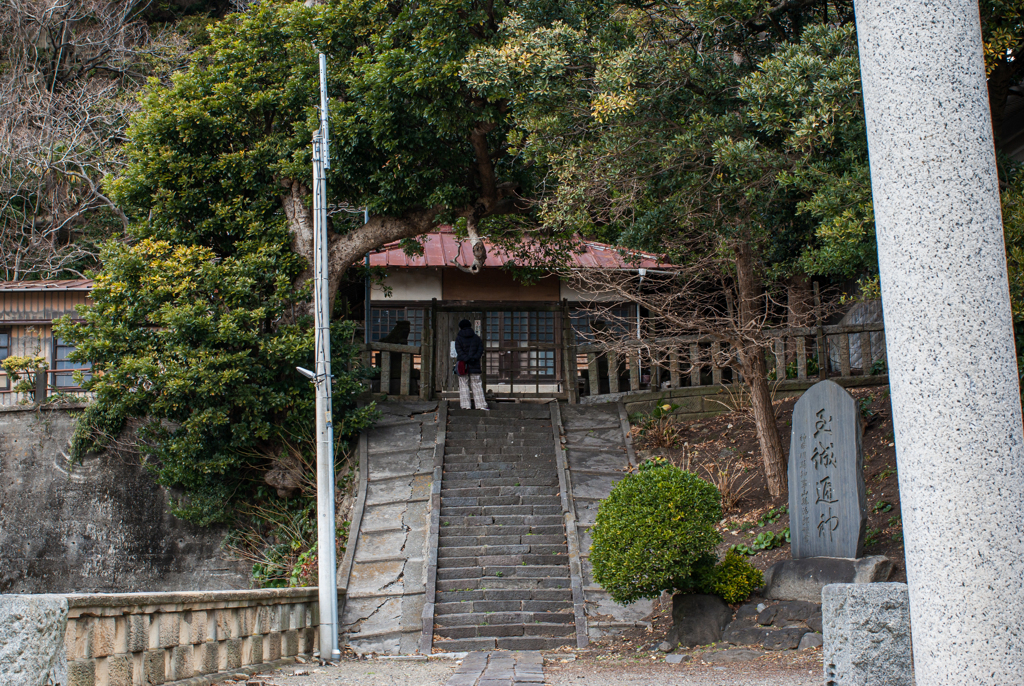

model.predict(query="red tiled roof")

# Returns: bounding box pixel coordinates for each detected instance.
[0,279,93,291]
[368,227,668,270]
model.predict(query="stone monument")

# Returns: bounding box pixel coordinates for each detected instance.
[788,380,866,559]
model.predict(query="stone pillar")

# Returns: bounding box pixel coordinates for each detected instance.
[854,1,1024,683]
[822,583,912,686]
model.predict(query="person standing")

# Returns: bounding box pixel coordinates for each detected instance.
[455,319,489,411]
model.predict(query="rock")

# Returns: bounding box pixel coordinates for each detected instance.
[721,626,768,646]
[798,633,823,651]
[756,606,779,626]
[823,583,912,686]
[734,602,760,622]
[773,600,820,622]
[762,627,808,651]
[657,642,673,652]
[704,649,762,663]
[762,556,893,603]
[0,595,68,686]
[756,603,767,613]
[665,593,733,648]
[806,614,823,633]
[665,654,691,664]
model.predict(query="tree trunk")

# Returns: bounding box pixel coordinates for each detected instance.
[786,272,813,367]
[734,239,788,498]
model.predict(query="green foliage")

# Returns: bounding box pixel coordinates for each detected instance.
[0,355,48,400]
[694,549,764,605]
[629,400,682,450]
[731,527,790,556]
[56,239,377,525]
[757,506,787,527]
[590,461,722,604]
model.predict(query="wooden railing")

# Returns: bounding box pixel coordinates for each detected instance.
[359,322,886,402]
[569,322,886,400]
[361,341,433,399]
[0,368,93,406]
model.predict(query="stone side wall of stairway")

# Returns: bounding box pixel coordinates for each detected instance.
[339,402,439,654]
[558,403,656,636]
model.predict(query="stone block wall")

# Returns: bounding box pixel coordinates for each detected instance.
[62,588,320,686]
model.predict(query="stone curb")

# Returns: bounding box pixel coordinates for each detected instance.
[550,401,589,650]
[161,655,303,686]
[337,430,370,616]
[420,400,448,655]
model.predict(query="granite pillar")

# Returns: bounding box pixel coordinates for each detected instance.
[854,0,1024,683]
[823,583,912,686]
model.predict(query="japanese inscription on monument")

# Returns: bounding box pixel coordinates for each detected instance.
[788,379,867,558]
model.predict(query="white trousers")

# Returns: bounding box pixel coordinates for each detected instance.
[458,374,488,410]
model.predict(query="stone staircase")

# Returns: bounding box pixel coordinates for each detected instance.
[432,404,576,652]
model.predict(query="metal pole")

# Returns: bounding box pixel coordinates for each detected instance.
[312,51,340,662]
[364,208,371,346]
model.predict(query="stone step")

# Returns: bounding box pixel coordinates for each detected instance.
[445,438,553,448]
[437,554,568,569]
[449,407,551,418]
[440,448,552,458]
[441,486,559,498]
[432,636,576,651]
[439,515,564,528]
[441,477,558,488]
[441,495,560,508]
[441,472,553,483]
[442,455,555,467]
[439,505,562,517]
[437,532,566,545]
[439,523,564,535]
[436,588,572,603]
[435,576,571,592]
[435,565,570,581]
[437,544,567,558]
[435,599,572,615]
[444,463,553,474]
[435,622,575,639]
[444,422,553,433]
[433,611,575,627]
[442,436,552,446]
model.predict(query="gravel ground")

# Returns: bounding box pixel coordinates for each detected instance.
[216,658,458,686]
[221,653,822,686]
[545,661,821,686]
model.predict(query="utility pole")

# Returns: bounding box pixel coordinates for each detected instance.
[310,51,340,663]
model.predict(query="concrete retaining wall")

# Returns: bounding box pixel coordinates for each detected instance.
[0,406,249,593]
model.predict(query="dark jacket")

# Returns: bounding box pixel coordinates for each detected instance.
[455,327,484,374]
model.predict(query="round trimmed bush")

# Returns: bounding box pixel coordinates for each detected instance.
[590,461,723,605]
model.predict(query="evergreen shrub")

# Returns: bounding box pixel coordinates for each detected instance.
[695,549,764,604]
[590,460,723,604]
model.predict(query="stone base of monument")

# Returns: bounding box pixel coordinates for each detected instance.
[665,593,734,647]
[720,597,822,651]
[761,556,893,603]
[0,594,69,686]
[823,582,912,686]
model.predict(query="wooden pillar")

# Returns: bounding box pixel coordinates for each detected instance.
[839,332,851,377]
[711,341,722,385]
[689,342,700,386]
[774,337,786,381]
[587,352,599,396]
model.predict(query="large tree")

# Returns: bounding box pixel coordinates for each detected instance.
[63,0,605,523]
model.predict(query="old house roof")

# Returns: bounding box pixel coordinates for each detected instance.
[0,279,94,291]
[368,227,668,270]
